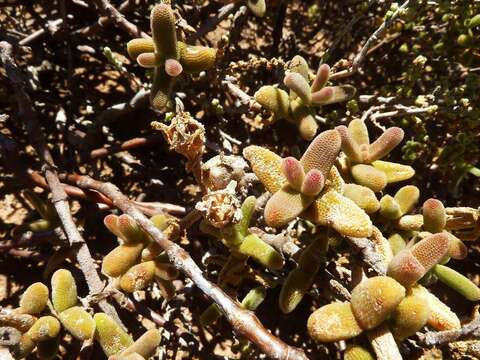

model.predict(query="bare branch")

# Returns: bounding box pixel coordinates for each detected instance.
[90,0,149,38]
[0,40,122,327]
[330,0,410,81]
[68,174,309,360]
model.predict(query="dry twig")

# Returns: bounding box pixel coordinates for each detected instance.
[68,174,309,360]
[0,40,123,327]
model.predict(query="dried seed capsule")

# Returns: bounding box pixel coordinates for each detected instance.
[350,276,405,330]
[126,38,154,60]
[366,127,404,162]
[284,72,312,104]
[391,295,430,340]
[19,282,49,315]
[423,198,446,233]
[344,345,375,360]
[51,269,77,312]
[59,306,95,340]
[433,265,480,301]
[36,336,60,359]
[411,285,461,330]
[27,316,61,342]
[343,183,380,214]
[236,234,284,270]
[351,164,387,192]
[12,332,36,358]
[102,243,144,278]
[94,313,133,357]
[254,86,290,119]
[307,302,363,342]
[371,160,415,183]
[121,328,161,358]
[394,185,420,215]
[120,261,156,293]
[379,195,402,220]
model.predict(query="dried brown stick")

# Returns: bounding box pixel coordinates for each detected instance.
[69,174,309,360]
[0,41,122,327]
[88,135,163,159]
[90,0,149,38]
[73,0,133,37]
[329,0,410,81]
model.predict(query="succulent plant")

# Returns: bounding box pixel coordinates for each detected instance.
[51,269,78,313]
[201,286,266,327]
[103,213,179,300]
[58,307,95,341]
[279,234,328,313]
[391,294,431,340]
[350,276,405,330]
[308,276,405,342]
[255,56,356,140]
[336,119,414,192]
[19,282,49,315]
[344,345,375,360]
[27,316,61,342]
[307,302,363,342]
[433,264,480,301]
[244,130,373,237]
[126,3,217,111]
[410,285,461,330]
[200,196,284,270]
[11,190,59,242]
[387,232,450,287]
[94,313,134,357]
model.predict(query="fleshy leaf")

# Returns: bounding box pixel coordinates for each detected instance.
[303,190,373,237]
[243,145,285,193]
[372,160,415,183]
